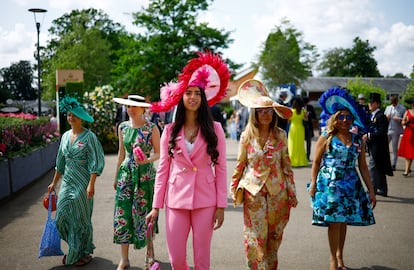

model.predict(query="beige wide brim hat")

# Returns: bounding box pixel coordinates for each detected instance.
[237,79,292,119]
[113,95,151,107]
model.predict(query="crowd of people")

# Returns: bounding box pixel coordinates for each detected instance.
[45,51,413,270]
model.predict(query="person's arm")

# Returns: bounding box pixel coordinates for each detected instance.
[114,125,126,190]
[358,139,376,209]
[230,133,248,200]
[48,170,62,193]
[309,135,327,197]
[135,125,161,165]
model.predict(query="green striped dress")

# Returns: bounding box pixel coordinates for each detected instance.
[113,121,157,249]
[55,129,105,265]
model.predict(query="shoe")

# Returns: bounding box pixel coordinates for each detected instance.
[392,165,396,171]
[62,255,66,265]
[376,190,388,197]
[403,169,411,177]
[338,267,348,270]
[75,254,92,267]
[116,258,130,270]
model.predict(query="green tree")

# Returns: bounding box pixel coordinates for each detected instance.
[0,61,36,101]
[41,9,127,99]
[319,37,381,77]
[256,19,318,91]
[112,0,236,100]
[346,77,386,106]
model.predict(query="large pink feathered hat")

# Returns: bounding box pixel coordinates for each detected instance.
[151,51,230,112]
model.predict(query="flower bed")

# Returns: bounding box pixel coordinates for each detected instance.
[0,112,60,200]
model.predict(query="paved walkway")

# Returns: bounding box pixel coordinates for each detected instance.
[0,138,413,270]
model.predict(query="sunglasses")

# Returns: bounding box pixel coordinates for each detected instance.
[257,108,274,115]
[337,114,353,121]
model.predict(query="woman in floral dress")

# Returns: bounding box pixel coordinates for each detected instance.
[48,96,105,267]
[309,88,376,270]
[113,95,160,270]
[231,79,298,270]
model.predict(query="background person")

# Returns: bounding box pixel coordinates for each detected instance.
[384,94,406,170]
[363,93,393,197]
[231,79,297,270]
[309,88,376,270]
[47,96,105,267]
[288,96,308,167]
[398,97,414,176]
[146,52,230,270]
[112,95,160,270]
[303,96,317,161]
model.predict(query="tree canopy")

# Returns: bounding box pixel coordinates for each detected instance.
[41,8,127,99]
[0,61,36,101]
[256,19,318,91]
[112,0,236,101]
[318,37,381,77]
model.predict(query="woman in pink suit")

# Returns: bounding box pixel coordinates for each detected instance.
[146,52,230,270]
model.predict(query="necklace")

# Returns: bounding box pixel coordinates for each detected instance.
[186,127,199,143]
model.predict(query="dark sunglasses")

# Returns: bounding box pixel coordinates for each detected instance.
[257,108,274,114]
[337,114,353,121]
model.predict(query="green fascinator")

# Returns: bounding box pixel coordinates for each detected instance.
[59,96,94,123]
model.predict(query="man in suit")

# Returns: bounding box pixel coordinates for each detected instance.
[363,93,393,197]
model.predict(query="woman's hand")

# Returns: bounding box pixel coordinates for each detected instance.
[289,196,298,208]
[47,182,55,193]
[308,182,316,197]
[86,183,95,199]
[213,208,224,230]
[369,189,377,210]
[146,208,159,225]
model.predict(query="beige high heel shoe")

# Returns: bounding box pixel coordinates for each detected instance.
[116,258,130,270]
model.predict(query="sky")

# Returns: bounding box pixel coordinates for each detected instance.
[1,0,414,77]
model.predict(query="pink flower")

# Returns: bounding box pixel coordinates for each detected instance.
[133,146,146,162]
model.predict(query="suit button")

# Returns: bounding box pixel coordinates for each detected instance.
[192,167,197,172]
[182,167,187,172]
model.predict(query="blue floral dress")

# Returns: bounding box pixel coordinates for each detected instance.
[113,121,157,249]
[311,133,375,226]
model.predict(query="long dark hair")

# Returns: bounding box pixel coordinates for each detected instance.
[168,88,219,165]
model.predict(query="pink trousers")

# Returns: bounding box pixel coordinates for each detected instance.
[165,206,216,270]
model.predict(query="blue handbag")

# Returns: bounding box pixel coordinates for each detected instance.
[38,191,64,258]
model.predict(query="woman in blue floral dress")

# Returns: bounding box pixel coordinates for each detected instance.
[308,88,376,270]
[113,95,160,270]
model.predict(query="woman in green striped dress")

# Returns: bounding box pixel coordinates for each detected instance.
[48,96,105,267]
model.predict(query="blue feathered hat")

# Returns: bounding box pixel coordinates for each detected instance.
[319,87,368,132]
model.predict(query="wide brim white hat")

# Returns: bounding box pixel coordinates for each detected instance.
[237,79,292,119]
[113,95,151,107]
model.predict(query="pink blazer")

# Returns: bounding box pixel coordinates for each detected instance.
[153,121,227,210]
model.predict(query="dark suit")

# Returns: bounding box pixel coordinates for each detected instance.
[366,110,393,196]
[304,104,316,160]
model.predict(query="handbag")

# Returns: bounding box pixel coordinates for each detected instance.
[145,222,160,270]
[38,191,64,258]
[234,187,244,207]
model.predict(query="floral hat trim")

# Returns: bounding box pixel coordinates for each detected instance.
[59,96,94,123]
[151,51,230,112]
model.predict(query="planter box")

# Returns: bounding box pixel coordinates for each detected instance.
[0,160,11,199]
[8,141,59,194]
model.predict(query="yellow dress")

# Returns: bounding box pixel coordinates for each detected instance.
[288,108,308,167]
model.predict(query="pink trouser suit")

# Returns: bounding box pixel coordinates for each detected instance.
[152,122,227,270]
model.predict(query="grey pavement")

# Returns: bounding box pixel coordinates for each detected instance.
[0,138,413,270]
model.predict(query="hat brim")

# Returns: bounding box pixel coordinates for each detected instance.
[238,79,292,119]
[113,98,151,108]
[70,107,94,123]
[322,95,365,128]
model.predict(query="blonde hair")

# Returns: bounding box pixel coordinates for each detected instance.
[325,110,343,152]
[242,108,280,144]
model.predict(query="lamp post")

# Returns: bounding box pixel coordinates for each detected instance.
[28,8,47,116]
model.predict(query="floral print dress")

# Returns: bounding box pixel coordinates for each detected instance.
[311,133,375,226]
[231,129,296,269]
[113,121,157,249]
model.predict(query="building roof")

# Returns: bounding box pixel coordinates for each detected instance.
[300,77,412,94]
